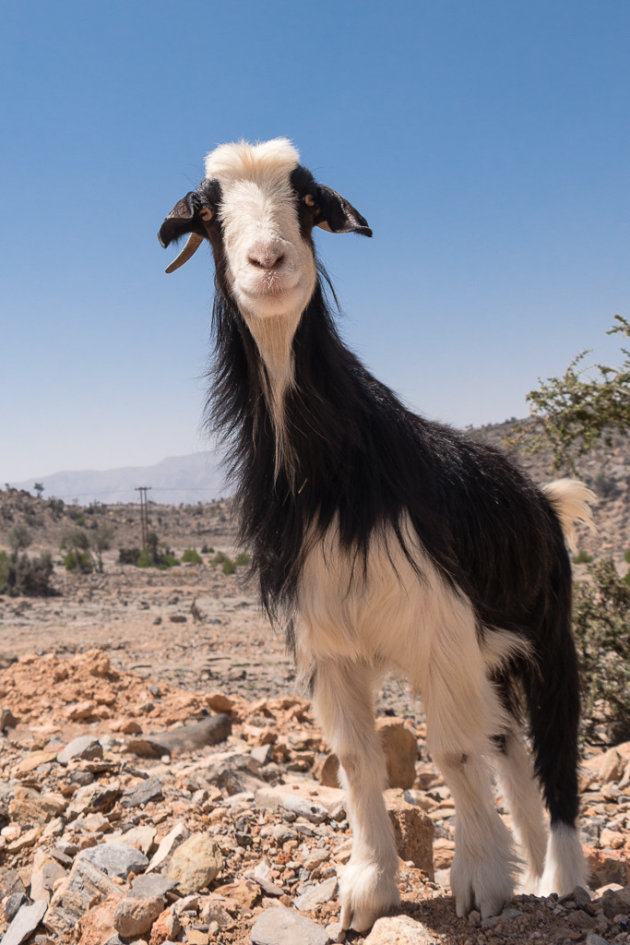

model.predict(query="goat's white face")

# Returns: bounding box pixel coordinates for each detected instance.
[217,174,317,322]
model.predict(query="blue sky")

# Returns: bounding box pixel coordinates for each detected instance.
[2,0,628,485]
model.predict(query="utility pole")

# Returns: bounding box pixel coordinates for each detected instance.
[135,486,152,549]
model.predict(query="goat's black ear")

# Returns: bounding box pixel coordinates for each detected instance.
[314,186,372,237]
[158,193,206,249]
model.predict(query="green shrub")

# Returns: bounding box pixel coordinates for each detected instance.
[222,557,236,575]
[624,548,630,564]
[118,547,141,565]
[0,551,55,596]
[136,549,153,568]
[182,548,203,565]
[160,553,180,569]
[574,559,630,744]
[234,552,251,566]
[212,551,227,565]
[201,543,214,554]
[572,550,593,564]
[63,550,93,573]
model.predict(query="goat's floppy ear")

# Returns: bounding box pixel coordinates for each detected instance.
[314,186,372,237]
[158,193,213,273]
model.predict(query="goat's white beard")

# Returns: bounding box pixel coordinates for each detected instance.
[243,306,303,480]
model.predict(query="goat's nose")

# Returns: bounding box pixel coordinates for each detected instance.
[248,245,285,271]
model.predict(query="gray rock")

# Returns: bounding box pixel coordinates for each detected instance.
[4,892,29,920]
[293,876,338,910]
[130,872,178,898]
[126,714,231,758]
[78,842,149,879]
[248,859,285,897]
[121,776,163,808]
[250,905,331,945]
[2,899,48,945]
[56,735,103,765]
[279,794,328,823]
[585,935,611,945]
[66,779,121,816]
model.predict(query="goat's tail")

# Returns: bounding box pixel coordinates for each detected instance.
[521,478,595,893]
[542,478,597,552]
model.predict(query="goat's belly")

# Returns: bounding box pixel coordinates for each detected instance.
[295,521,462,674]
[294,518,530,685]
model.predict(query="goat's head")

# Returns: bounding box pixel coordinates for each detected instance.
[158,138,371,324]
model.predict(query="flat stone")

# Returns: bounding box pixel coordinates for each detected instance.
[2,899,48,945]
[255,780,344,820]
[250,905,331,945]
[57,736,103,765]
[121,776,163,808]
[364,915,439,944]
[78,843,149,879]
[165,833,223,892]
[130,872,178,898]
[293,876,338,911]
[13,749,59,778]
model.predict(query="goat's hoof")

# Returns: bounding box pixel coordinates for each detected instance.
[451,854,514,919]
[339,861,400,932]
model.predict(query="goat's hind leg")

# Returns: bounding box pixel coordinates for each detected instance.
[492,729,548,891]
[311,659,400,932]
[424,664,517,918]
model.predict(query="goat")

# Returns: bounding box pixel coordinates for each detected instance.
[158,138,593,932]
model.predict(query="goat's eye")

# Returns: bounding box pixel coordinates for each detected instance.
[302,193,317,208]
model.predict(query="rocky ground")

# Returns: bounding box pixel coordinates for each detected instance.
[0,553,628,945]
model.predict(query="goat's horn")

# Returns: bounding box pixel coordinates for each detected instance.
[165,233,204,274]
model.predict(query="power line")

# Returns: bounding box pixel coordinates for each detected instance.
[134,486,152,549]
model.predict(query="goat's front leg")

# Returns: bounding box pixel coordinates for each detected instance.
[311,658,400,932]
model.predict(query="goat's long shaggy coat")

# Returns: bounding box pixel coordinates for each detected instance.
[159,138,592,932]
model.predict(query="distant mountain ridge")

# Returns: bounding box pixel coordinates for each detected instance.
[12,449,230,506]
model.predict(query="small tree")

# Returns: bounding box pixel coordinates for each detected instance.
[61,528,93,573]
[522,315,630,470]
[8,525,32,559]
[89,523,114,573]
[33,482,44,499]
